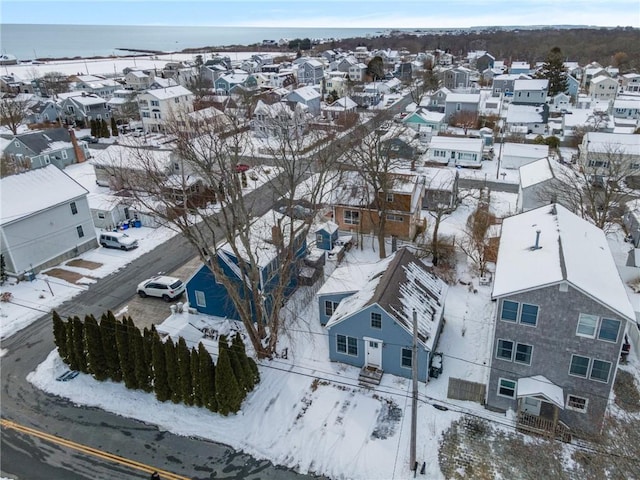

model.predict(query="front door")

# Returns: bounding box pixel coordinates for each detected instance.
[522,396,541,416]
[364,338,382,369]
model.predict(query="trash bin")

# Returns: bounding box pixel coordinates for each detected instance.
[122,223,129,230]
[134,220,141,228]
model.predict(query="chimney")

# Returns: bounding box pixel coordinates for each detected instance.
[531,230,542,250]
[68,128,86,163]
[271,225,282,246]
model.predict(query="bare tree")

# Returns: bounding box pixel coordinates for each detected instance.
[39,71,70,97]
[103,107,341,358]
[449,110,479,135]
[538,146,639,230]
[457,199,497,276]
[0,95,31,134]
[349,115,413,258]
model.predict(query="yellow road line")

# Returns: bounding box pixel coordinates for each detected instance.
[1,418,190,480]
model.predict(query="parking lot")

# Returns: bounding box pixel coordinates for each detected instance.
[115,256,202,330]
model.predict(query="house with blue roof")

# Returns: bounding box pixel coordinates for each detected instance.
[185,210,307,322]
[322,248,448,385]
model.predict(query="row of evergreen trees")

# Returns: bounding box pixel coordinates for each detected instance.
[89,117,117,138]
[52,310,259,415]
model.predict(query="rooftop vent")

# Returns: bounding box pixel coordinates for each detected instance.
[530,229,542,251]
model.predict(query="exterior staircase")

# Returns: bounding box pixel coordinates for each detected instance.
[359,365,383,387]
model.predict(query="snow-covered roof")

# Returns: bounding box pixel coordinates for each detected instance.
[422,167,457,190]
[613,98,640,110]
[144,85,193,100]
[518,158,553,188]
[288,85,321,101]
[446,93,480,104]
[326,248,447,350]
[64,93,107,106]
[317,258,389,296]
[219,210,304,269]
[87,192,123,212]
[1,165,88,226]
[429,136,483,152]
[584,132,640,154]
[91,144,173,171]
[505,104,545,124]
[513,79,548,91]
[324,96,357,111]
[591,75,616,85]
[493,204,635,321]
[406,110,445,123]
[503,142,549,159]
[315,221,338,235]
[516,375,564,409]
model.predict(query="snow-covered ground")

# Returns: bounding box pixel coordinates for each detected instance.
[0,160,278,340]
[24,191,522,480]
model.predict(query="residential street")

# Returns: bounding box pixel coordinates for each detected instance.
[0,178,321,480]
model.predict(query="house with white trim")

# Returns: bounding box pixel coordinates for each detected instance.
[426,136,483,168]
[138,85,194,133]
[487,204,635,438]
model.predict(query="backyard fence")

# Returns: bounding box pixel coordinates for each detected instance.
[447,378,486,404]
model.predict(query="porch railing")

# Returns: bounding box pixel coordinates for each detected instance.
[517,411,571,442]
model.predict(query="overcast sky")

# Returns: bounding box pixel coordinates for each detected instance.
[2,0,639,28]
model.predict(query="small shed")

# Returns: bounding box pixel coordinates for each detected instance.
[315,221,339,250]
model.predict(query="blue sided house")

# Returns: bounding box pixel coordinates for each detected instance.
[186,210,307,322]
[323,248,448,384]
[314,221,339,251]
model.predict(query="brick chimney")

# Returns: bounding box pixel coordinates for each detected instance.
[68,128,86,163]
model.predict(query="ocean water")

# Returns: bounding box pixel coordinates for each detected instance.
[1,24,393,60]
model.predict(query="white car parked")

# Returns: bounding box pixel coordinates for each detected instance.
[137,276,185,302]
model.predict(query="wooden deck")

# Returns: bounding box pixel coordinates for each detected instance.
[359,366,383,387]
[517,411,572,443]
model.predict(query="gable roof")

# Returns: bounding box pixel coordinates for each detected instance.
[326,248,447,350]
[492,204,635,320]
[14,128,72,155]
[1,165,88,226]
[144,85,193,100]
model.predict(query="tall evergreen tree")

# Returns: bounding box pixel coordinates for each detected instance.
[72,316,88,373]
[0,253,7,285]
[110,116,117,136]
[90,119,97,137]
[131,321,152,392]
[52,311,68,363]
[177,338,193,405]
[536,46,569,97]
[190,347,203,408]
[225,335,249,392]
[164,337,181,403]
[143,327,154,369]
[100,311,122,381]
[65,318,77,370]
[85,315,108,381]
[100,119,110,138]
[152,332,170,402]
[198,343,217,412]
[116,317,137,389]
[232,333,257,391]
[215,342,243,415]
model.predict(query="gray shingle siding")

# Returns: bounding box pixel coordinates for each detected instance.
[487,284,627,436]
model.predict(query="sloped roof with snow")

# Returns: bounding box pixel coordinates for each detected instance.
[519,158,553,189]
[145,85,193,100]
[91,144,173,171]
[493,204,635,320]
[503,142,549,159]
[1,165,88,225]
[505,104,545,124]
[326,248,447,350]
[514,79,548,91]
[517,375,564,408]
[429,136,483,152]
[584,132,640,154]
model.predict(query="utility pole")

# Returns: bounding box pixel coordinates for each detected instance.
[410,308,418,471]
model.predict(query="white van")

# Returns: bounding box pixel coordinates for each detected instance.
[99,232,138,250]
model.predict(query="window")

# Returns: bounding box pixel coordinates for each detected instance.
[70,202,78,215]
[520,304,538,326]
[344,210,360,225]
[386,214,403,222]
[496,339,514,360]
[590,359,611,383]
[498,378,516,399]
[151,100,159,106]
[514,343,533,365]
[195,290,206,307]
[401,348,412,368]
[500,300,518,322]
[566,395,588,412]
[325,300,339,316]
[371,312,382,329]
[386,193,394,202]
[142,112,150,118]
[61,150,68,160]
[598,318,620,343]
[569,355,590,377]
[97,212,106,219]
[174,97,180,103]
[337,335,358,356]
[433,149,446,158]
[76,225,84,238]
[576,314,598,337]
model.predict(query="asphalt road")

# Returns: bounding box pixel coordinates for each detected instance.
[0,178,322,480]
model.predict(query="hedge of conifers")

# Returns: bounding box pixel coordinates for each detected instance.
[52,310,259,415]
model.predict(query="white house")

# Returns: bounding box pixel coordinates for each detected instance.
[426,136,483,168]
[0,165,98,275]
[505,104,548,136]
[348,62,367,82]
[589,76,618,101]
[138,85,194,133]
[512,79,549,106]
